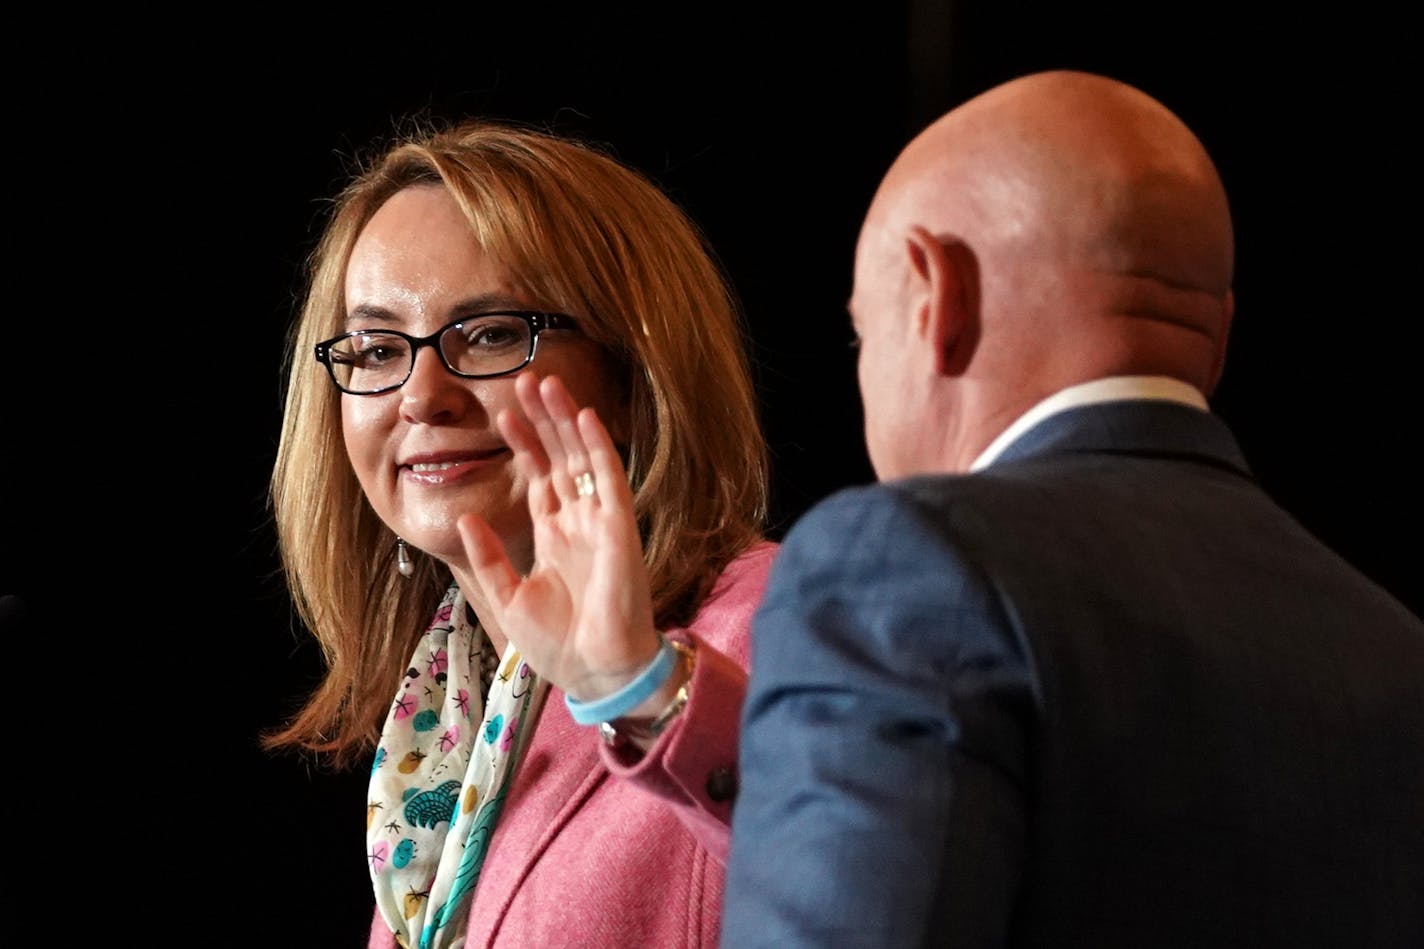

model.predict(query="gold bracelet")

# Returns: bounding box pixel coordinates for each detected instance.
[649,681,690,735]
[599,639,696,748]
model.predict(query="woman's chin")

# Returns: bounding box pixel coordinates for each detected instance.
[401,516,534,577]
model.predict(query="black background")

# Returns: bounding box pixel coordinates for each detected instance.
[8,3,1417,944]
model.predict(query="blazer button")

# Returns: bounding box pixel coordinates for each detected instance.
[705,766,737,803]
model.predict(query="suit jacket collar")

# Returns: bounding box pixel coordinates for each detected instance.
[988,399,1253,479]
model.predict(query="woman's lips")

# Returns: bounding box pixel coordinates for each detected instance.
[400,450,510,485]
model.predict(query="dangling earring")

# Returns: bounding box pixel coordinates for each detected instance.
[395,538,414,578]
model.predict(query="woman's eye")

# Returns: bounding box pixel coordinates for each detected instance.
[353,339,408,364]
[468,326,518,347]
[460,317,527,350]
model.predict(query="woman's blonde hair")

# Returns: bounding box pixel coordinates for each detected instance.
[263,119,769,767]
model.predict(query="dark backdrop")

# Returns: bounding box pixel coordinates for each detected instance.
[9,4,1416,945]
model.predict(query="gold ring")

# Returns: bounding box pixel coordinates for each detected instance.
[574,471,596,498]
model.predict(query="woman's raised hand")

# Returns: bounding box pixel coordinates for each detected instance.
[457,372,660,701]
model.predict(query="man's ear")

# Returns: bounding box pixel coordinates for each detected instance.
[906,225,975,376]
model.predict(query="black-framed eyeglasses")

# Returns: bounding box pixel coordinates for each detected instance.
[314,310,580,395]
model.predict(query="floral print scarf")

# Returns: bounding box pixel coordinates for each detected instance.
[366,583,547,948]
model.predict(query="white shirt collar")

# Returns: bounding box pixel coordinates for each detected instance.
[969,375,1209,472]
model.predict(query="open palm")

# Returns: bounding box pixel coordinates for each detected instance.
[458,372,659,701]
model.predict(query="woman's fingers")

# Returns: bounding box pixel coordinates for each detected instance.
[579,406,632,513]
[538,376,600,507]
[457,513,520,610]
[515,372,578,502]
[514,372,612,512]
[497,405,558,519]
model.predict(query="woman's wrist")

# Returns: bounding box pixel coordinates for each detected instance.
[565,636,680,726]
[598,638,697,749]
[621,639,695,719]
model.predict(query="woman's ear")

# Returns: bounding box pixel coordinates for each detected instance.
[905,225,976,376]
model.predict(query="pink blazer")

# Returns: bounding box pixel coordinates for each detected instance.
[368,540,777,949]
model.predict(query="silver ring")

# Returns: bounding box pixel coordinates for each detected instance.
[574,471,596,498]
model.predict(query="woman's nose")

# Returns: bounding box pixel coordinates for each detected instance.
[400,347,467,422]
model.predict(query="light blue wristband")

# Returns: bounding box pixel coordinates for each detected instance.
[565,637,679,726]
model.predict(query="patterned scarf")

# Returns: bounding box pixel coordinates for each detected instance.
[366,583,548,949]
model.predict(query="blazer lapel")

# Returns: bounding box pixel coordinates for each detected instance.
[469,690,607,939]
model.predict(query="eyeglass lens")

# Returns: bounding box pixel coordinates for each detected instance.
[328,315,536,392]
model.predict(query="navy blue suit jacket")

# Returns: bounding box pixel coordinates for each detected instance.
[723,401,1423,948]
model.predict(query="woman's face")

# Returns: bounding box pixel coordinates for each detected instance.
[340,184,625,574]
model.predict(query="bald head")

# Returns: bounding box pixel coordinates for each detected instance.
[851,70,1237,476]
[886,70,1230,286]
